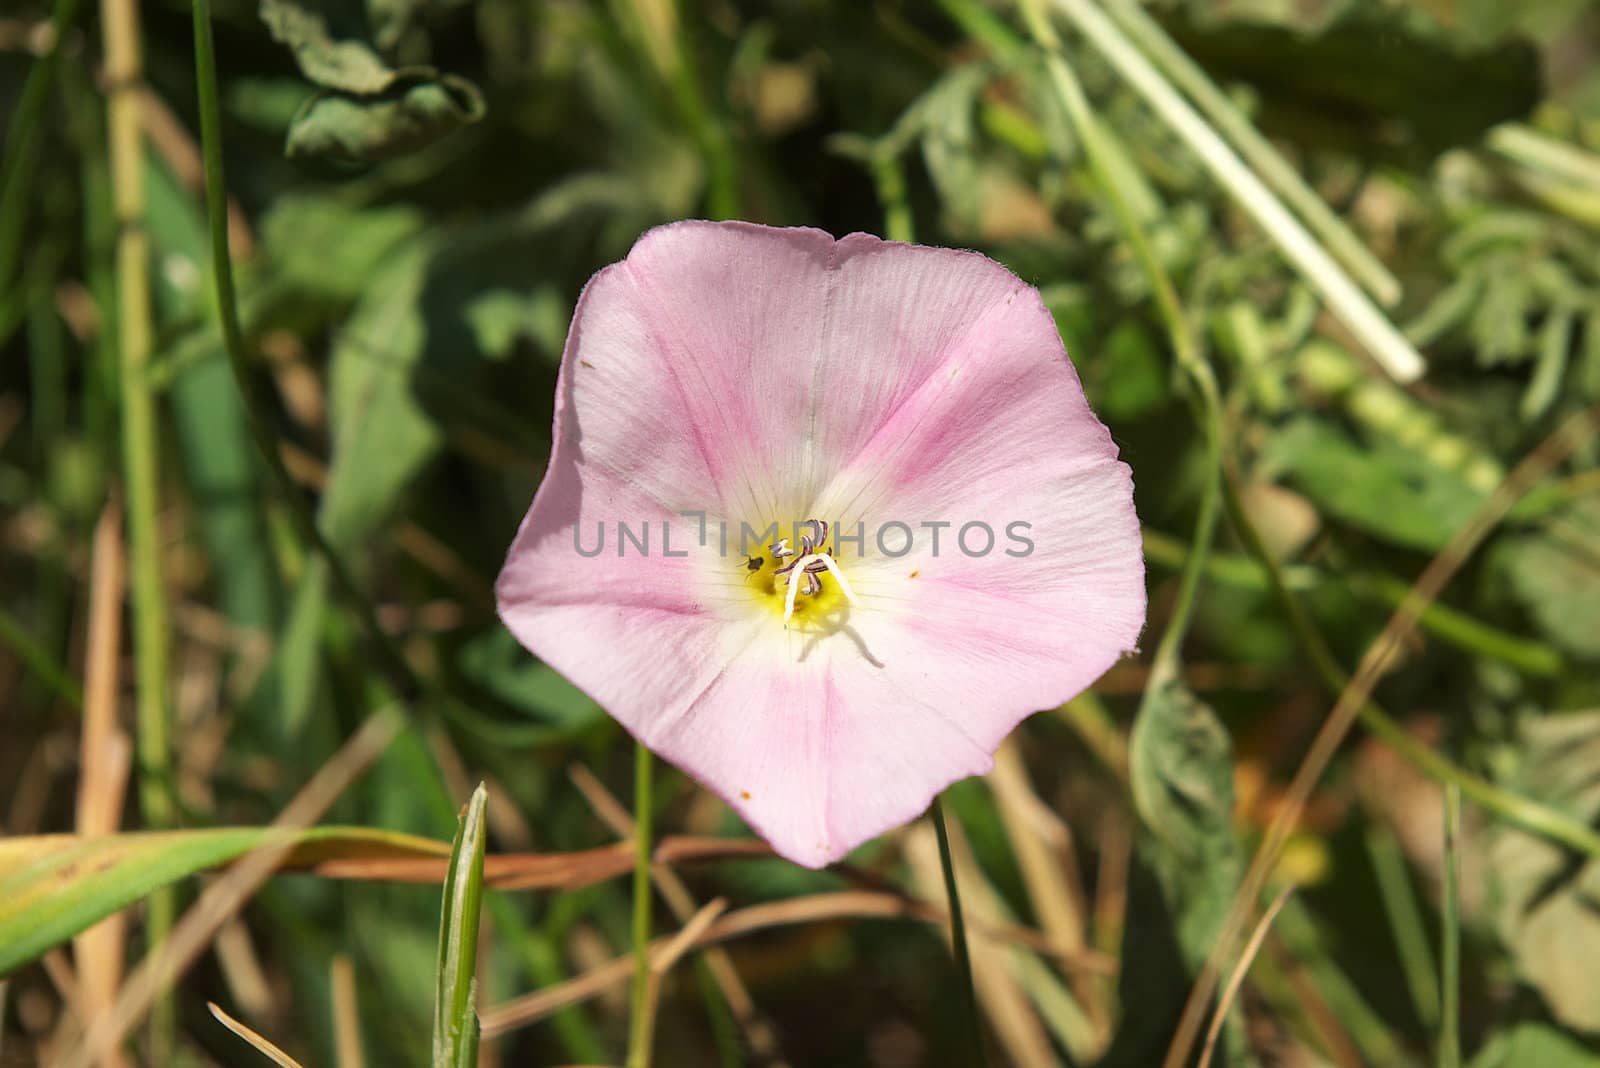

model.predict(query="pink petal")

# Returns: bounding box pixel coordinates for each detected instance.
[497,222,1145,867]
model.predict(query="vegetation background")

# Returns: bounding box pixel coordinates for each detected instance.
[3,0,1600,1064]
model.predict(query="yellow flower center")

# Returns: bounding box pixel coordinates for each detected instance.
[740,519,858,627]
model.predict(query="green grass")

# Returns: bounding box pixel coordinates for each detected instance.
[3,0,1600,1065]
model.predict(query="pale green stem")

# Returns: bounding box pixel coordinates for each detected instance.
[1042,0,1425,383]
[101,0,174,1055]
[1486,123,1600,191]
[873,153,914,244]
[626,742,655,1068]
[1098,0,1401,307]
[609,0,738,219]
[1140,530,1563,677]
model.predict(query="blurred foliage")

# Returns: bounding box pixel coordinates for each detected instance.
[3,0,1600,1065]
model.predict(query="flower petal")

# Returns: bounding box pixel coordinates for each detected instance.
[614,221,837,522]
[498,222,1145,868]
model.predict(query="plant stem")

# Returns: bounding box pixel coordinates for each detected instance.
[1018,0,1222,687]
[931,796,987,1068]
[1042,0,1424,382]
[873,153,914,244]
[1439,784,1461,1068]
[190,0,420,705]
[1097,0,1401,307]
[626,742,655,1068]
[101,0,174,1055]
[611,0,738,219]
[1140,530,1563,677]
[0,0,85,321]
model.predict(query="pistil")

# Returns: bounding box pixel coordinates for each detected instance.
[771,519,858,622]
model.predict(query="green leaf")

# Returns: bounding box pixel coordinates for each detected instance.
[261,194,424,303]
[454,629,604,742]
[279,555,332,736]
[143,149,280,632]
[259,0,395,94]
[1263,417,1488,552]
[1499,498,1600,660]
[1129,679,1240,967]
[316,236,436,551]
[285,72,485,164]
[1162,4,1541,159]
[432,785,488,1068]
[318,214,560,552]
[918,64,987,235]
[1487,713,1600,1034]
[1096,318,1169,422]
[1470,1021,1600,1068]
[366,0,422,50]
[271,215,551,734]
[0,826,450,977]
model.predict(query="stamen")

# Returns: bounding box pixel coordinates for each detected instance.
[814,553,858,605]
[781,551,860,623]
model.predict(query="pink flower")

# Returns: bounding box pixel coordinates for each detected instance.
[497,221,1145,868]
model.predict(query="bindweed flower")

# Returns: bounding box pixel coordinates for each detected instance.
[497,221,1145,868]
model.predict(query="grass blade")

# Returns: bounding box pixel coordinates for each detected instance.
[0,0,86,312]
[209,1002,305,1068]
[1198,885,1294,1068]
[626,742,656,1068]
[1440,784,1461,1068]
[331,954,366,1068]
[1366,825,1441,1032]
[99,0,174,1051]
[932,796,989,1068]
[433,784,489,1068]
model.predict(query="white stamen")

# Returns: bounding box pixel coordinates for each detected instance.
[781,552,861,623]
[772,538,795,559]
[815,553,858,605]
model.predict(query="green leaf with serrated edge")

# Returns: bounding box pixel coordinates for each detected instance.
[285,72,484,164]
[432,785,487,1068]
[0,827,449,977]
